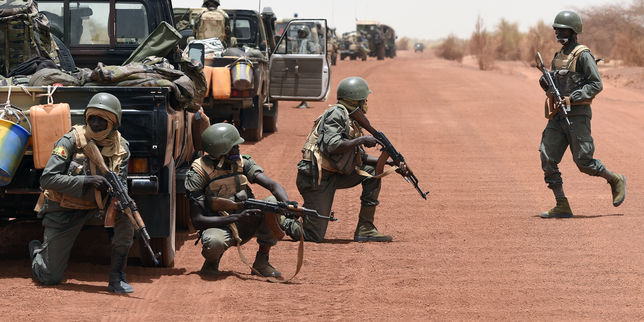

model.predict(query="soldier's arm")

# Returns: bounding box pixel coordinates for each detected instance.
[185,166,243,230]
[571,51,603,103]
[40,135,85,197]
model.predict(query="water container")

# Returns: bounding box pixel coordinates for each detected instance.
[230,61,253,91]
[211,67,231,99]
[29,103,71,169]
[0,119,30,186]
[203,66,213,98]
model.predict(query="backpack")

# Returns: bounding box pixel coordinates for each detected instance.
[0,0,55,76]
[195,9,226,42]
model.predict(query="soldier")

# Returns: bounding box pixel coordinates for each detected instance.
[281,76,394,243]
[538,10,626,218]
[194,0,231,46]
[185,123,290,278]
[29,93,134,293]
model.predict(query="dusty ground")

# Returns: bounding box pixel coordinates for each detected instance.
[2,49,644,320]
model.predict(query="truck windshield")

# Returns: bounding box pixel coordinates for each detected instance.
[38,1,149,46]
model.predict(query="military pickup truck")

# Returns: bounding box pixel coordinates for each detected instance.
[0,0,193,267]
[356,20,396,60]
[178,9,331,141]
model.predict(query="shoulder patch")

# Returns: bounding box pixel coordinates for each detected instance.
[52,145,68,159]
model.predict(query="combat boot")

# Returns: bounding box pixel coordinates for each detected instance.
[540,197,573,218]
[609,173,626,207]
[251,252,283,279]
[353,206,392,242]
[200,254,222,276]
[108,252,134,294]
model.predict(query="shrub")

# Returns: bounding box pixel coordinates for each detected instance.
[469,15,495,70]
[436,34,465,62]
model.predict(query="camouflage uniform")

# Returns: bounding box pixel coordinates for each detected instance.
[282,103,381,242]
[184,155,278,265]
[31,132,132,285]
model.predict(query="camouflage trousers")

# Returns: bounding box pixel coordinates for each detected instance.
[31,208,134,285]
[282,164,381,243]
[540,114,606,188]
[201,196,278,264]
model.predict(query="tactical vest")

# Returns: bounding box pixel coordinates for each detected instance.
[552,45,590,98]
[41,126,124,210]
[302,104,363,184]
[191,157,250,214]
[195,9,227,42]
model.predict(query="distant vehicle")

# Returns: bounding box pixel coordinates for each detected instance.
[356,20,396,60]
[339,31,368,61]
[414,43,425,53]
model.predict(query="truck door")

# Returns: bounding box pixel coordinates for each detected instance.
[269,19,330,101]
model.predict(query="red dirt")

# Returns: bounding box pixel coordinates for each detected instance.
[2,49,644,320]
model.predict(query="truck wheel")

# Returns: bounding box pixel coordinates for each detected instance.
[263,100,278,133]
[241,95,264,141]
[377,45,385,60]
[141,159,176,267]
[340,54,346,60]
[350,54,356,60]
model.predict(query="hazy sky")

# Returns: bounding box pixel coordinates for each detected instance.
[173,0,627,39]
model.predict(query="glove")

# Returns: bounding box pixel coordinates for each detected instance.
[82,175,111,192]
[539,75,549,91]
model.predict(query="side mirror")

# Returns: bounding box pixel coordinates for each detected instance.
[188,42,205,67]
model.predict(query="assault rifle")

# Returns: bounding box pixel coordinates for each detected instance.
[535,52,574,130]
[349,107,429,200]
[83,140,161,266]
[209,197,337,222]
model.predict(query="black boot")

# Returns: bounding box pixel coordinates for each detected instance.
[108,252,134,293]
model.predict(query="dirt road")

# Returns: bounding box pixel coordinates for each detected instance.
[2,50,644,320]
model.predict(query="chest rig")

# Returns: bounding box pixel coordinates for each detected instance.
[552,45,590,97]
[301,104,363,184]
[192,157,250,214]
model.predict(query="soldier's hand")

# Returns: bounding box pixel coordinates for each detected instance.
[396,162,411,177]
[83,175,111,192]
[233,209,262,224]
[359,136,379,148]
[539,75,549,91]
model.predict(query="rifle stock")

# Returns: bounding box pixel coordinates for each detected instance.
[348,108,429,199]
[83,140,160,266]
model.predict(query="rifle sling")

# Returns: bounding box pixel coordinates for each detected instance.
[222,211,304,283]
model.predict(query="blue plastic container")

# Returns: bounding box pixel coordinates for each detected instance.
[0,119,30,186]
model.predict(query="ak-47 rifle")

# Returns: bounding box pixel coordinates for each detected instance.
[348,107,429,200]
[535,51,578,149]
[83,140,161,266]
[209,197,337,222]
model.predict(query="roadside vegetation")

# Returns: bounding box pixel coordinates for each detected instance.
[427,0,644,69]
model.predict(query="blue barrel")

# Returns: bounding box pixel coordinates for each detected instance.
[0,119,30,186]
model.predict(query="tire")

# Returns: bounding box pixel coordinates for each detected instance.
[263,100,278,133]
[377,45,385,60]
[141,160,176,267]
[350,54,356,60]
[241,95,264,141]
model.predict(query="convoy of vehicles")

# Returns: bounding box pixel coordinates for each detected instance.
[0,0,330,267]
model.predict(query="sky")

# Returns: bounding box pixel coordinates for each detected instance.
[173,0,627,39]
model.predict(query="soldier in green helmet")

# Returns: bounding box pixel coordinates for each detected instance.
[281,76,394,242]
[185,123,294,279]
[538,10,626,218]
[29,93,135,293]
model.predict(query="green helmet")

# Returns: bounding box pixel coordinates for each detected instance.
[337,76,371,100]
[85,92,122,127]
[553,10,582,34]
[201,123,244,157]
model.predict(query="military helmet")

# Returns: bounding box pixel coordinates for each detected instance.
[337,76,371,101]
[203,0,220,7]
[201,123,244,157]
[553,10,582,34]
[85,92,122,127]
